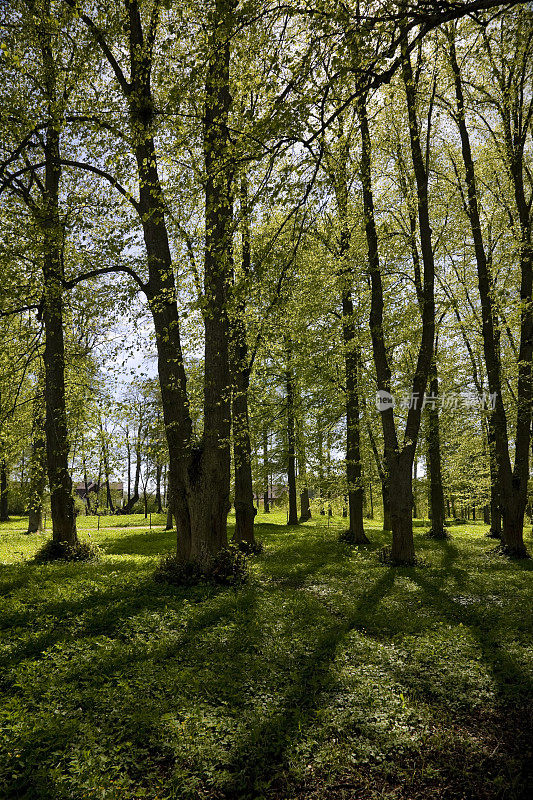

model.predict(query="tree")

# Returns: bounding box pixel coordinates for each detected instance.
[446,13,532,556]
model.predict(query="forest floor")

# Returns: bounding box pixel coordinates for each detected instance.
[0,512,531,800]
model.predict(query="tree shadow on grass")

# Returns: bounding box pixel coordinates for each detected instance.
[2,586,266,800]
[0,558,230,678]
[262,540,343,589]
[0,563,36,598]
[410,567,533,701]
[402,561,533,799]
[218,569,397,799]
[439,537,470,588]
[99,528,176,556]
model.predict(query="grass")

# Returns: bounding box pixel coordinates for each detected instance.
[0,512,532,800]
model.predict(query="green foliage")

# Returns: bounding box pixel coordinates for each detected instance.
[155,546,249,588]
[34,538,101,563]
[236,538,264,556]
[0,512,531,799]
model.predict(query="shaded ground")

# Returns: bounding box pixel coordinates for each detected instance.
[0,513,531,799]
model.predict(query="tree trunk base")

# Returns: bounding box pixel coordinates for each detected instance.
[233,503,257,546]
[499,542,530,559]
[26,511,42,534]
[427,525,448,540]
[390,511,416,566]
[501,506,528,558]
[299,490,311,522]
[340,528,370,545]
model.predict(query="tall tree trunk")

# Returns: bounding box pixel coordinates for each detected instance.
[100,423,114,513]
[426,363,446,538]
[358,30,436,563]
[324,135,367,542]
[126,431,131,507]
[365,418,391,531]
[82,456,91,515]
[263,429,270,513]
[449,295,502,538]
[42,120,77,547]
[382,479,392,532]
[488,419,502,537]
[326,429,332,515]
[448,27,531,556]
[27,392,47,533]
[232,365,256,543]
[111,0,237,563]
[231,176,256,546]
[286,347,299,525]
[298,421,311,522]
[155,463,163,514]
[111,0,233,564]
[317,422,325,515]
[166,506,173,530]
[343,297,368,544]
[412,457,418,519]
[0,460,8,523]
[180,0,236,561]
[300,487,311,522]
[122,420,141,513]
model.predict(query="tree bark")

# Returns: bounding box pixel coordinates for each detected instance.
[100,422,114,513]
[298,436,312,522]
[122,419,142,513]
[323,135,368,543]
[488,419,502,537]
[343,295,369,543]
[295,386,311,521]
[448,26,531,556]
[155,463,163,514]
[412,457,418,519]
[286,346,299,525]
[165,506,173,531]
[382,480,392,532]
[27,392,47,533]
[181,0,237,561]
[0,460,8,523]
[426,363,446,538]
[232,364,257,544]
[365,418,391,531]
[126,431,131,507]
[114,0,235,563]
[359,53,436,563]
[42,118,77,547]
[262,429,270,513]
[317,422,325,515]
[231,176,256,545]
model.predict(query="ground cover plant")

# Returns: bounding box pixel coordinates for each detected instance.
[0,512,531,800]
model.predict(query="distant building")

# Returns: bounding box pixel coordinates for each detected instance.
[75,482,123,500]
[254,485,287,505]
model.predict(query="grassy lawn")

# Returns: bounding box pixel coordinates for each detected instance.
[0,513,531,799]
